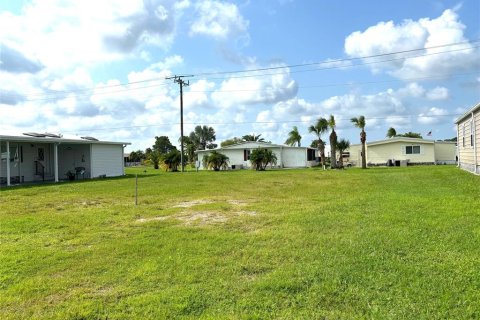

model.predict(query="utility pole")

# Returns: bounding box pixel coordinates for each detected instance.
[167,75,191,172]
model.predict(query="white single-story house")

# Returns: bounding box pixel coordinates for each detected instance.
[347,137,457,167]
[0,132,130,187]
[196,141,319,170]
[456,102,479,174]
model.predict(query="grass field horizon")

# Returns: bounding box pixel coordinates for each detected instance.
[1,166,479,319]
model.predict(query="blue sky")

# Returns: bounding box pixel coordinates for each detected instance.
[1,0,479,151]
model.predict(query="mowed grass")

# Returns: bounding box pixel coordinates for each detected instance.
[0,166,479,319]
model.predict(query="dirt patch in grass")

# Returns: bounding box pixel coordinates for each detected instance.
[136,199,256,226]
[135,216,169,223]
[173,200,214,208]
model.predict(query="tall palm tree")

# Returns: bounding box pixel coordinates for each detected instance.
[328,115,338,169]
[242,134,265,142]
[351,115,367,169]
[308,117,328,168]
[284,126,302,147]
[336,138,350,169]
[386,127,397,138]
[189,125,216,150]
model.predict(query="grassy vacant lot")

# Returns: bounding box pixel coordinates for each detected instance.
[0,166,479,319]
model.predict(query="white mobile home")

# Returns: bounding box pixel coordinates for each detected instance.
[456,102,480,174]
[347,137,456,167]
[196,142,318,170]
[0,133,130,186]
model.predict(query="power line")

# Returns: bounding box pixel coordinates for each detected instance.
[61,113,463,134]
[19,69,479,103]
[7,40,479,100]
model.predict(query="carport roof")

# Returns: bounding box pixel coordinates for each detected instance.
[0,133,130,145]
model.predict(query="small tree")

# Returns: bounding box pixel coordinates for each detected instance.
[162,149,181,172]
[202,151,229,171]
[336,139,350,169]
[285,126,302,147]
[148,151,161,169]
[249,148,278,171]
[351,115,367,169]
[386,127,397,138]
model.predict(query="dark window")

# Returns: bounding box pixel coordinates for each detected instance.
[38,148,44,161]
[471,135,474,147]
[406,145,421,154]
[243,149,250,161]
[307,149,316,161]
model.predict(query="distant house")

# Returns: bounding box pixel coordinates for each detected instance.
[196,141,318,170]
[456,102,479,174]
[347,137,456,167]
[0,133,130,186]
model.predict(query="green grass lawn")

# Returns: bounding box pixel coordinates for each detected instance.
[1,166,479,319]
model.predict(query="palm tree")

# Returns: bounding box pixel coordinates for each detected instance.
[162,150,181,171]
[386,127,397,138]
[351,115,367,169]
[202,151,229,171]
[189,125,216,151]
[336,138,350,169]
[242,134,265,142]
[249,148,277,171]
[308,117,328,169]
[179,136,196,164]
[284,126,302,147]
[149,151,161,169]
[328,115,338,169]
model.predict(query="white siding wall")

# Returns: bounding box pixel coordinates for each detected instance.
[91,144,124,177]
[434,143,457,164]
[282,148,307,167]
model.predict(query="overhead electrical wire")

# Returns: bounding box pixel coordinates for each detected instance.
[10,39,480,101]
[61,113,463,134]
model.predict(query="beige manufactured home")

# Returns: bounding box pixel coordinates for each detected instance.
[456,102,480,174]
[348,137,456,167]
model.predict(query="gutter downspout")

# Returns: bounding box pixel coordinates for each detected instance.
[473,112,478,174]
[456,123,460,167]
[6,141,10,186]
[54,143,59,182]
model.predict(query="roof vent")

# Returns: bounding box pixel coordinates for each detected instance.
[43,132,61,138]
[23,132,46,138]
[80,136,99,141]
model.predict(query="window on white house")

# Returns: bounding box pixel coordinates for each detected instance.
[406,145,421,154]
[243,149,250,161]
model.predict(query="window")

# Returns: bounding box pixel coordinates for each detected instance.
[243,149,250,161]
[471,120,474,147]
[307,149,316,161]
[406,145,421,154]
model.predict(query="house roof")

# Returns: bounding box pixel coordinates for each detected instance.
[0,133,130,145]
[366,137,435,147]
[455,101,480,124]
[196,141,314,153]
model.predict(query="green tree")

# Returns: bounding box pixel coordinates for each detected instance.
[351,116,367,169]
[242,134,265,142]
[308,117,328,168]
[128,150,145,162]
[162,149,181,172]
[153,136,175,155]
[336,138,350,169]
[386,127,397,138]
[149,151,161,169]
[189,125,217,151]
[398,131,423,139]
[284,126,302,147]
[202,151,229,171]
[249,148,278,171]
[179,135,196,164]
[328,115,338,169]
[221,137,243,147]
